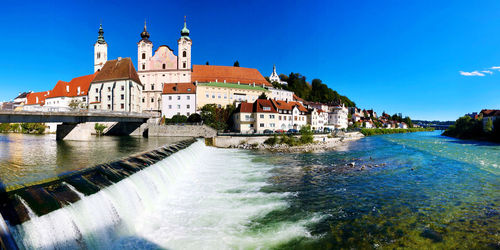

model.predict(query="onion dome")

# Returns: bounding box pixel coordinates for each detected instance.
[180,16,190,39]
[96,24,106,44]
[140,20,152,43]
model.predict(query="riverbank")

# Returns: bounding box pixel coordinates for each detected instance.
[360,127,434,136]
[226,132,364,153]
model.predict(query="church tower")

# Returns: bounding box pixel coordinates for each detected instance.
[138,21,153,71]
[177,17,192,70]
[94,24,108,72]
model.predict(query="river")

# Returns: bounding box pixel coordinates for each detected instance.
[3,131,500,249]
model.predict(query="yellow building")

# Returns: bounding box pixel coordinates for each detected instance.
[192,65,272,109]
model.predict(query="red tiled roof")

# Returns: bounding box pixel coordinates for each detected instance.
[162,83,196,94]
[480,109,500,117]
[271,99,308,112]
[45,73,97,99]
[26,91,50,105]
[293,94,305,102]
[236,102,254,113]
[192,65,271,86]
[92,58,142,85]
[254,99,277,113]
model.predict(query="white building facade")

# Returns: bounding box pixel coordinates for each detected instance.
[94,24,108,72]
[269,65,287,85]
[327,105,348,129]
[137,20,192,116]
[161,83,196,118]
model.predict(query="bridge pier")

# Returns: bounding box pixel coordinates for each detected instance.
[56,123,93,141]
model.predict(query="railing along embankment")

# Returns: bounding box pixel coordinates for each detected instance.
[0,138,197,227]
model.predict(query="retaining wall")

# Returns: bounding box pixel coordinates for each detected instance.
[148,124,217,138]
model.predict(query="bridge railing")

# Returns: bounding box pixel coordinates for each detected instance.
[14,106,150,117]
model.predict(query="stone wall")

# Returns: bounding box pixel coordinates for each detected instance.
[148,124,217,138]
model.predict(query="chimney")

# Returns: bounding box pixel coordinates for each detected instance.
[253,82,255,87]
[66,85,69,92]
[237,81,240,85]
[215,79,218,82]
[118,57,122,61]
[224,80,226,83]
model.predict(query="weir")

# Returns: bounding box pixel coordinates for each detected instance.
[0,138,196,228]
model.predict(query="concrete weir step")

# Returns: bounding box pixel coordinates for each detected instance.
[0,138,197,228]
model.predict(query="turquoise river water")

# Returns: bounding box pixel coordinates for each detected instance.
[1,131,499,249]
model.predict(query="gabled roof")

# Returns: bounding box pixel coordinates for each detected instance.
[92,58,142,85]
[480,109,500,117]
[254,99,277,113]
[293,94,305,102]
[163,83,196,94]
[26,91,50,105]
[45,73,97,99]
[14,92,31,100]
[236,102,254,113]
[192,65,270,86]
[271,99,308,112]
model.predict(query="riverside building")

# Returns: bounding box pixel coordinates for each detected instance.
[137,20,192,116]
[88,58,143,113]
[161,82,196,118]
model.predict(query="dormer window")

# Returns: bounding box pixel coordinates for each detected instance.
[263,107,271,111]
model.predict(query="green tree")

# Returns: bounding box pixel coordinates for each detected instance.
[258,92,268,99]
[485,118,493,133]
[403,116,413,128]
[233,60,240,67]
[187,113,202,123]
[299,125,314,144]
[94,123,107,136]
[21,123,45,134]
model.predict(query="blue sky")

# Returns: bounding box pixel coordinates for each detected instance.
[1,0,499,121]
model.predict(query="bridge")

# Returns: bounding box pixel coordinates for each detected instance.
[0,110,152,141]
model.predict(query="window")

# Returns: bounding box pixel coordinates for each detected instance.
[151,98,154,103]
[260,123,264,127]
[168,96,172,100]
[270,123,275,128]
[206,94,209,98]
[151,84,154,90]
[183,62,186,68]
[183,51,187,57]
[177,105,180,109]
[107,104,111,109]
[263,107,271,111]
[142,98,145,103]
[95,88,98,93]
[187,112,190,116]
[83,97,86,102]
[108,87,111,92]
[120,94,124,100]
[162,64,166,69]
[177,96,181,100]
[142,53,146,59]
[168,105,172,109]
[260,114,264,118]
[279,116,282,121]
[97,52,100,59]
[94,106,97,110]
[142,64,145,70]
[187,96,190,100]
[108,95,111,101]
[121,103,124,109]
[95,96,98,101]
[224,94,227,99]
[270,115,275,119]
[121,85,124,91]
[187,104,190,109]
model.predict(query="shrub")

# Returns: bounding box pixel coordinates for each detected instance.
[20,123,45,134]
[264,134,279,146]
[95,123,107,136]
[299,125,314,144]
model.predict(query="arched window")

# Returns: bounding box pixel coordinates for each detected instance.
[142,53,146,59]
[183,51,187,57]
[142,64,145,70]
[162,64,166,69]
[183,62,186,68]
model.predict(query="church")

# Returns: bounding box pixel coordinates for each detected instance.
[93,19,192,116]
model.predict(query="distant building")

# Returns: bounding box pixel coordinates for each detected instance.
[161,82,196,118]
[268,65,287,85]
[270,99,308,130]
[88,57,143,113]
[45,73,97,109]
[233,99,278,133]
[327,104,348,129]
[308,108,328,131]
[24,91,51,110]
[94,24,108,72]
[192,65,271,108]
[137,20,192,116]
[268,87,293,102]
[480,109,500,130]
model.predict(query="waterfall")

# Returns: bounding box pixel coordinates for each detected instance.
[8,140,318,249]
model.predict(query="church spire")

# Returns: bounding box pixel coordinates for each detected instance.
[141,20,150,41]
[96,24,106,44]
[180,16,190,39]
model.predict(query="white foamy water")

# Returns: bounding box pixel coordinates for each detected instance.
[10,140,316,249]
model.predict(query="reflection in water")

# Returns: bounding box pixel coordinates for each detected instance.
[0,133,189,187]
